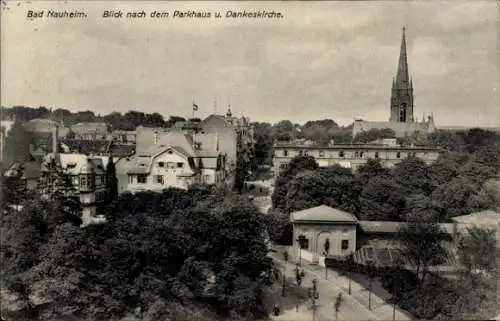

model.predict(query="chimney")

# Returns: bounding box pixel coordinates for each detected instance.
[52,125,59,155]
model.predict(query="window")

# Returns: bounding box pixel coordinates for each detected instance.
[396,152,401,158]
[95,175,102,186]
[177,162,184,168]
[128,175,134,184]
[158,162,165,167]
[203,174,211,183]
[360,151,364,158]
[155,175,164,184]
[375,152,379,158]
[339,151,344,158]
[96,191,105,202]
[80,176,87,188]
[167,162,175,168]
[298,235,309,250]
[355,151,359,158]
[319,150,325,157]
[137,174,147,184]
[341,240,349,250]
[304,151,309,156]
[283,149,288,157]
[298,150,303,156]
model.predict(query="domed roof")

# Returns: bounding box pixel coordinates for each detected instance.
[79,158,95,174]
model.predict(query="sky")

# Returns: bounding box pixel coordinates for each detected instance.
[1,0,499,127]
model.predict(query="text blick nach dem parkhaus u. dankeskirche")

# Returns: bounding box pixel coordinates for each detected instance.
[101,10,284,19]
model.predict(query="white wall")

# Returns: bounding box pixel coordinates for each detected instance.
[126,149,196,192]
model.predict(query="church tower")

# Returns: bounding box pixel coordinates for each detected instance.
[390,27,414,123]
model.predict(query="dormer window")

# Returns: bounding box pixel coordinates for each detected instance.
[283,149,288,157]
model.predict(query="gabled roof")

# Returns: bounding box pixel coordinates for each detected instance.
[292,205,358,223]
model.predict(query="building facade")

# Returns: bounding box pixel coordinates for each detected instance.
[352,27,436,139]
[116,131,226,193]
[292,205,358,264]
[70,122,110,140]
[272,141,441,172]
[291,205,460,269]
[39,126,109,225]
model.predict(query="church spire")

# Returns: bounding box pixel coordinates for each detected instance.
[389,27,414,123]
[395,26,410,89]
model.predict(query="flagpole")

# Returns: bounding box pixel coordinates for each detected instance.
[192,101,196,147]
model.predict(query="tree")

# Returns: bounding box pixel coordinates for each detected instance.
[272,120,294,141]
[398,211,448,285]
[1,165,27,205]
[468,178,500,211]
[105,155,118,203]
[284,170,328,213]
[430,177,479,219]
[356,158,391,185]
[264,209,292,245]
[359,177,406,221]
[457,227,497,274]
[272,156,318,211]
[33,223,95,320]
[252,122,273,166]
[428,157,460,187]
[458,160,496,186]
[37,158,82,229]
[353,128,396,143]
[392,156,433,196]
[427,130,465,151]
[2,119,33,166]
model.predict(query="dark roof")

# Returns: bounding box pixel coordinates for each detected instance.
[109,144,135,157]
[60,139,136,158]
[62,139,109,154]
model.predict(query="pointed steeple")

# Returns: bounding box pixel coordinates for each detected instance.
[395,26,410,89]
[389,26,414,123]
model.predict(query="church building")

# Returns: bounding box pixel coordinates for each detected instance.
[352,27,436,138]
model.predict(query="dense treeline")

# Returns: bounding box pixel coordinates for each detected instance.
[1,105,187,130]
[268,128,500,235]
[0,180,273,321]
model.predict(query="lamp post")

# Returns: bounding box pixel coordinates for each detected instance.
[366,260,376,311]
[323,238,330,279]
[296,237,303,267]
[295,263,305,312]
[308,278,320,321]
[392,258,403,321]
[282,251,289,297]
[347,252,354,296]
[334,292,343,321]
